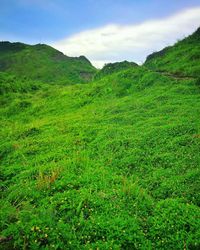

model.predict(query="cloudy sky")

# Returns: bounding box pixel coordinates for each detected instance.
[1,0,200,68]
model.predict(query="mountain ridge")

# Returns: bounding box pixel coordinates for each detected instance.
[0,41,97,84]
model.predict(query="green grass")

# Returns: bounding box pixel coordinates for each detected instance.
[144,27,200,77]
[1,64,200,249]
[0,72,44,94]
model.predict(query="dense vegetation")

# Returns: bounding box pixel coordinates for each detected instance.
[0,28,200,249]
[145,27,200,78]
[94,61,138,80]
[0,42,97,84]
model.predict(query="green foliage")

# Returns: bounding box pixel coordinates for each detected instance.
[0,29,200,249]
[0,72,43,94]
[147,199,200,249]
[94,61,138,80]
[145,27,200,77]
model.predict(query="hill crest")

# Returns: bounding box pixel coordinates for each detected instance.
[0,41,97,84]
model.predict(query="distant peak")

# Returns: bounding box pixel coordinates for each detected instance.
[79,55,90,62]
[79,55,87,59]
[0,41,27,52]
[101,61,138,72]
[0,40,97,83]
[94,60,138,80]
[77,55,93,66]
[34,43,48,47]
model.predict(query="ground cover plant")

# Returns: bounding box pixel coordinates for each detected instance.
[0,28,200,249]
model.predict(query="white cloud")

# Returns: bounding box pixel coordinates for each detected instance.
[52,7,200,68]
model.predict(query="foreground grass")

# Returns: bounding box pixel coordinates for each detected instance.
[0,67,200,249]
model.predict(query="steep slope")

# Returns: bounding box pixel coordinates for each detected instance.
[144,27,200,77]
[0,41,97,84]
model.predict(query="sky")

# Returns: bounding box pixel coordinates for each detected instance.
[1,0,200,68]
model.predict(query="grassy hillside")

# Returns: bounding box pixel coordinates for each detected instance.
[1,64,200,249]
[94,61,138,80]
[144,27,200,77]
[0,72,44,95]
[1,28,200,249]
[0,42,97,84]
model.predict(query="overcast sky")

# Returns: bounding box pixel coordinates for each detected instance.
[1,0,200,68]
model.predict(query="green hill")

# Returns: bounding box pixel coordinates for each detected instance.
[144,27,200,77]
[0,41,97,84]
[94,61,138,80]
[0,29,200,249]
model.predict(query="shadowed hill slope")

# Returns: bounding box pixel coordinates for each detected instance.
[144,27,200,77]
[0,41,97,84]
